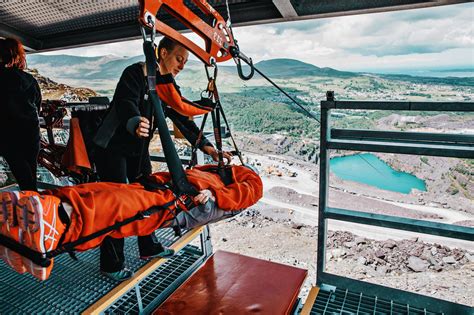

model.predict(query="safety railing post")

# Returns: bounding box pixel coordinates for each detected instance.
[316,91,333,285]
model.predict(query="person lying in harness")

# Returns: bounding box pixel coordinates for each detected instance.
[0,164,262,281]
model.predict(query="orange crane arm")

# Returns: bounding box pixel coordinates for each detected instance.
[139,0,236,66]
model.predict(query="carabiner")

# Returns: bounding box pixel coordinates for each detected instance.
[230,46,254,80]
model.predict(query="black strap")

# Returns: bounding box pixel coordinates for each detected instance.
[190,113,208,167]
[56,203,71,249]
[0,234,51,267]
[47,200,175,258]
[136,63,154,179]
[217,104,244,165]
[143,41,198,197]
[137,175,170,191]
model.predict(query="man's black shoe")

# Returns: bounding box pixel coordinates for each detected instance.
[139,242,175,260]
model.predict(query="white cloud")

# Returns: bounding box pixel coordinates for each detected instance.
[41,3,474,72]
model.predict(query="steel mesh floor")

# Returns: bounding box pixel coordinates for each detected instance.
[105,246,204,314]
[0,228,201,314]
[310,287,442,315]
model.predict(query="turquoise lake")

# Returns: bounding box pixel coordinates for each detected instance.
[330,153,427,194]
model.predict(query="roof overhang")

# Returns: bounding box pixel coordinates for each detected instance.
[0,0,470,52]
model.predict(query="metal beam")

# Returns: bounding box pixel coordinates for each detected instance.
[289,0,471,19]
[322,100,474,111]
[328,139,474,158]
[326,207,474,241]
[331,129,474,145]
[0,22,42,51]
[272,0,298,18]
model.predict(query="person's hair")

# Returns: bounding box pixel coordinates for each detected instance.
[0,38,27,70]
[156,37,180,62]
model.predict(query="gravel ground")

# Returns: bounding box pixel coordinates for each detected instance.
[211,208,474,307]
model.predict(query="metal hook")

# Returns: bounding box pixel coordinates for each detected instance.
[235,57,254,81]
[229,46,254,81]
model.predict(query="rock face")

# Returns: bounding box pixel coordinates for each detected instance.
[27,68,97,101]
[327,230,471,275]
[212,208,474,306]
[235,133,319,164]
[407,256,430,272]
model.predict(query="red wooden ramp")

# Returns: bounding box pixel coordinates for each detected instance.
[154,250,307,315]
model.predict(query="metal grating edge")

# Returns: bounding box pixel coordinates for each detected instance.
[310,287,443,315]
[104,245,206,314]
[0,228,188,314]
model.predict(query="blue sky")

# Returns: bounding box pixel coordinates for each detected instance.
[43,3,473,72]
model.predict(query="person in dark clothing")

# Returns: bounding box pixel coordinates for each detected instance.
[0,38,42,191]
[95,37,232,281]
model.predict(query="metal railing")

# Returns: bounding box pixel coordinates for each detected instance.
[317,91,474,313]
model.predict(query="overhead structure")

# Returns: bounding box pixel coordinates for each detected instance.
[0,0,470,52]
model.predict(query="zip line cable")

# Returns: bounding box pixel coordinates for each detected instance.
[357,154,387,178]
[224,0,320,124]
[251,65,320,124]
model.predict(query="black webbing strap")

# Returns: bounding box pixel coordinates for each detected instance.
[142,41,198,198]
[217,103,244,165]
[0,199,178,265]
[190,113,209,167]
[46,200,175,258]
[136,73,154,179]
[137,175,171,191]
[0,234,51,267]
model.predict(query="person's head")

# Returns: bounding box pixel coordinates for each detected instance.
[0,38,27,70]
[157,37,188,77]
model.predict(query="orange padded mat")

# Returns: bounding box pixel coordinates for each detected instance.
[154,250,307,315]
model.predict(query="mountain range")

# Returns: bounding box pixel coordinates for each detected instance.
[27,54,474,96]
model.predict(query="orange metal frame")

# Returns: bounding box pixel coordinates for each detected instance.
[139,0,236,66]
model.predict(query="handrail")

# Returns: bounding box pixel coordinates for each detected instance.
[316,91,474,312]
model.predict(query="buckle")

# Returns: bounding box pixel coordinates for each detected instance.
[176,194,196,211]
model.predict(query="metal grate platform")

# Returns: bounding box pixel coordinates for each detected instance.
[0,228,205,314]
[310,287,442,315]
[105,246,204,314]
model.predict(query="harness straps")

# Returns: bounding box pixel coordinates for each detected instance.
[142,39,198,201]
[136,63,154,179]
[46,200,176,259]
[0,198,178,266]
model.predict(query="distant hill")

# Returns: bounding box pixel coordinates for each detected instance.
[27,54,144,80]
[27,54,474,94]
[28,54,103,67]
[27,55,357,82]
[378,73,474,87]
[252,59,357,78]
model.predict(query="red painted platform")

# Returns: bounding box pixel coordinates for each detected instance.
[154,250,307,315]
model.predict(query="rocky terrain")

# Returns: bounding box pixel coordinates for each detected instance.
[212,205,474,307]
[27,68,97,101]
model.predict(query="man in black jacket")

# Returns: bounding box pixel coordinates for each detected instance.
[95,37,231,281]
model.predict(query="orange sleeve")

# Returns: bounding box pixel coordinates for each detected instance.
[156,81,213,116]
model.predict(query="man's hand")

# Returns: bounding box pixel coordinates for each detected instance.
[193,189,215,204]
[136,117,150,138]
[202,146,233,164]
